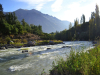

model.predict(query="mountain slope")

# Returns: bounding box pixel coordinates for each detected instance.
[7,9,71,33]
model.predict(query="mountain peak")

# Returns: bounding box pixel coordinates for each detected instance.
[11,9,70,33]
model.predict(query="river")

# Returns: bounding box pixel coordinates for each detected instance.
[0,41,94,75]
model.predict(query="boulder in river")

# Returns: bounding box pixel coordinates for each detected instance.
[49,41,55,45]
[22,50,25,53]
[62,46,66,48]
[4,45,8,49]
[27,41,36,46]
[60,42,65,44]
[47,48,51,50]
[25,50,28,52]
[62,46,71,48]
[0,47,5,50]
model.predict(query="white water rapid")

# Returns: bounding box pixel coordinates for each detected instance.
[0,41,94,75]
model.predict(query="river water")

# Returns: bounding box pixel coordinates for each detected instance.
[0,41,94,75]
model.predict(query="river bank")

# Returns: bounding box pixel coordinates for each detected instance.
[49,43,100,75]
[0,40,64,50]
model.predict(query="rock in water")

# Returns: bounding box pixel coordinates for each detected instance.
[22,50,25,53]
[47,48,51,50]
[25,50,28,52]
[0,47,5,50]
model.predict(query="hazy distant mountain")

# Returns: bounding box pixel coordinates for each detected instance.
[5,9,71,33]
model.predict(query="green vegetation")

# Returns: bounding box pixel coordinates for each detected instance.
[0,4,56,45]
[49,44,100,75]
[0,4,44,36]
[52,4,100,41]
[35,40,63,45]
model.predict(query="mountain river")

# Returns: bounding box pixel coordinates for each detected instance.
[0,41,94,75]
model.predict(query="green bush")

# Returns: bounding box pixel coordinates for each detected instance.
[22,39,27,43]
[5,36,11,42]
[43,40,49,43]
[50,45,100,75]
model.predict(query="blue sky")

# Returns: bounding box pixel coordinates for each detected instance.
[1,0,100,23]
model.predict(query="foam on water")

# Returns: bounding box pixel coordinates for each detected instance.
[9,63,33,71]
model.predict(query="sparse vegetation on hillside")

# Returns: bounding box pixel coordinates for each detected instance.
[53,4,100,41]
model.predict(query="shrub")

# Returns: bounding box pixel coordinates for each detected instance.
[22,39,27,43]
[5,36,11,42]
[50,45,100,75]
[12,39,21,43]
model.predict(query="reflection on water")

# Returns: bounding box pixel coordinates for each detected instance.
[0,41,94,75]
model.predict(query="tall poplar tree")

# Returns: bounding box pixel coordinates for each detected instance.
[80,14,85,24]
[69,22,72,29]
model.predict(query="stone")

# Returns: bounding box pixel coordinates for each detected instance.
[7,41,14,44]
[15,46,22,48]
[47,48,51,50]
[62,46,71,48]
[27,41,36,46]
[92,41,97,44]
[22,50,25,53]
[4,45,8,49]
[49,41,55,45]
[0,47,5,50]
[25,50,28,52]
[62,46,66,48]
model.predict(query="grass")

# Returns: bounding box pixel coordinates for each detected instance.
[35,40,63,44]
[11,42,27,46]
[0,39,63,47]
[49,44,100,75]
[20,48,29,50]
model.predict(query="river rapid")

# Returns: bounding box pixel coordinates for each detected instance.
[0,41,94,75]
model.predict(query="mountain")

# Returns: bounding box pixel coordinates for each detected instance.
[5,9,71,33]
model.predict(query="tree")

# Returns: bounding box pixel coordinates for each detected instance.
[38,25,42,32]
[74,18,79,28]
[12,12,17,24]
[89,19,94,40]
[0,19,12,35]
[95,4,99,17]
[95,4,99,25]
[0,4,5,20]
[80,14,85,24]
[91,12,95,22]
[95,4,100,37]
[21,19,26,31]
[16,20,23,34]
[0,4,3,12]
[69,22,72,29]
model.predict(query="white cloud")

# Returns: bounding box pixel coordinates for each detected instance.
[60,0,100,23]
[16,0,100,22]
[36,3,44,10]
[16,0,54,10]
[51,0,63,12]
[79,0,87,3]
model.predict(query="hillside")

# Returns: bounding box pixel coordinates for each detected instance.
[5,9,70,33]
